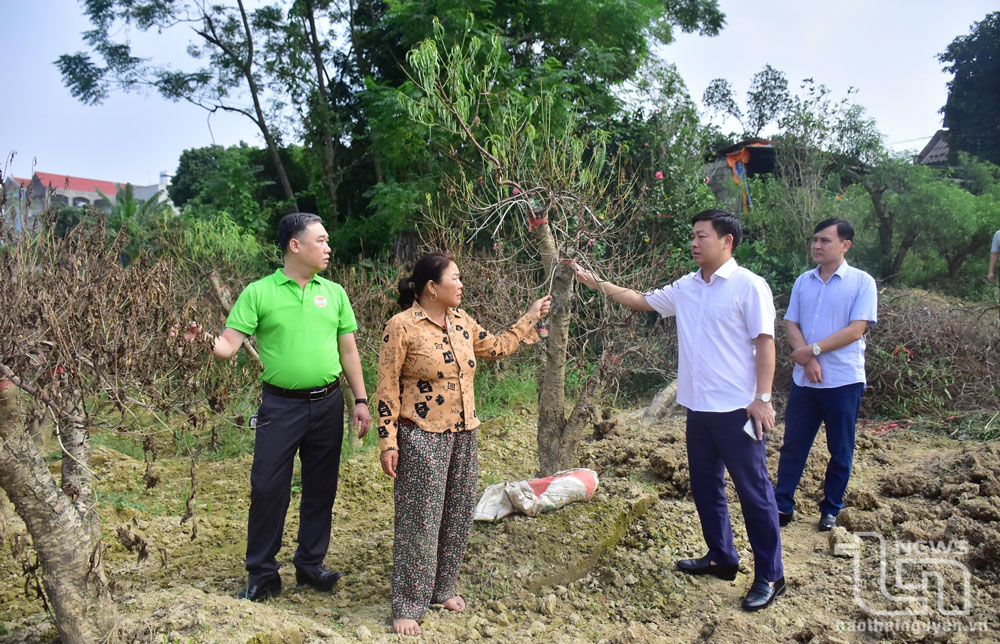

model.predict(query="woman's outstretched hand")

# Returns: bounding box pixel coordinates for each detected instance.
[528,295,553,319]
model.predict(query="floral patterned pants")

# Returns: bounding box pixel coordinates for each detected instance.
[392,422,478,620]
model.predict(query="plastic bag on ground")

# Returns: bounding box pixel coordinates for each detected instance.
[473,468,599,522]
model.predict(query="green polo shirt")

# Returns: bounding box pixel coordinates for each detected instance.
[226,268,358,389]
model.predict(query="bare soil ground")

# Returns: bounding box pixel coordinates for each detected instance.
[2,407,999,644]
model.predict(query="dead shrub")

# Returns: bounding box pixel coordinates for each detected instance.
[768,288,998,422]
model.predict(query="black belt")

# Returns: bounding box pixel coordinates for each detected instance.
[262,380,340,401]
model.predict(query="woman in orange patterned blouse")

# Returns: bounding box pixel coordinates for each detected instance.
[376,252,551,636]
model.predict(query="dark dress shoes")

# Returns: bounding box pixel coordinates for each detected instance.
[741,576,786,611]
[778,511,793,527]
[235,574,281,602]
[819,512,837,531]
[295,565,343,591]
[676,555,738,581]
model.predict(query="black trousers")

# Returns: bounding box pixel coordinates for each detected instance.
[245,387,344,577]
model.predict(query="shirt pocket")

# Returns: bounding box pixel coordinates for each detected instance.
[708,303,743,332]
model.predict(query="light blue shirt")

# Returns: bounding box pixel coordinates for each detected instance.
[784,260,877,388]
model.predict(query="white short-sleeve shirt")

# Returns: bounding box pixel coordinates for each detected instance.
[992,230,1000,253]
[645,258,775,413]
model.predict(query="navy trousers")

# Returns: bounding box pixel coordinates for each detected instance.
[686,408,783,583]
[245,388,345,578]
[775,382,864,517]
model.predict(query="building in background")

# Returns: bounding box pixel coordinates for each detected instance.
[915,130,951,169]
[3,171,174,228]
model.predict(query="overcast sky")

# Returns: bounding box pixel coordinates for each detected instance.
[1,1,995,187]
[662,1,995,151]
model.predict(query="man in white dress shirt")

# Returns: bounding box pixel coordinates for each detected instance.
[571,209,785,611]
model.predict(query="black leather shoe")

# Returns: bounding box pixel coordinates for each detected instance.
[676,555,738,581]
[778,511,793,527]
[741,576,786,611]
[235,574,281,602]
[295,566,343,591]
[818,513,837,531]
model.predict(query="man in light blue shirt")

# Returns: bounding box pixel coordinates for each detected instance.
[990,230,1000,323]
[775,218,877,532]
[988,229,1000,284]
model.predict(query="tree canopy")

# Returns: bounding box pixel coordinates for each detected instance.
[57,0,725,254]
[939,11,1000,165]
[703,64,791,138]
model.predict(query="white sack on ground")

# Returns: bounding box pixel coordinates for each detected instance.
[473,468,599,521]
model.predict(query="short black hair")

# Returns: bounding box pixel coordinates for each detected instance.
[813,217,854,242]
[691,209,743,250]
[276,212,322,253]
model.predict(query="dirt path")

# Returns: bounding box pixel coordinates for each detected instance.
[1,409,998,643]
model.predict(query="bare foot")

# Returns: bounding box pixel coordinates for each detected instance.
[393,618,421,636]
[442,595,466,612]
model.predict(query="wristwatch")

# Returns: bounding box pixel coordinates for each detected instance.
[355,397,368,405]
[812,343,822,356]
[754,393,772,403]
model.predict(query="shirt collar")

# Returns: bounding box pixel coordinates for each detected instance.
[696,257,738,283]
[406,302,462,326]
[273,267,321,286]
[809,259,850,281]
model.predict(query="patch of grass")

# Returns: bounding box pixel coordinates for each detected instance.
[207,422,255,459]
[625,472,658,494]
[341,418,380,461]
[946,411,1000,441]
[91,431,144,459]
[95,488,169,515]
[481,469,505,486]
[475,564,513,600]
[476,362,538,420]
[160,635,193,644]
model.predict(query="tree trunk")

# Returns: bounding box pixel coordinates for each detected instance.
[887,228,918,285]
[865,184,894,278]
[240,7,297,208]
[946,239,978,279]
[303,2,341,219]
[0,386,115,644]
[199,1,299,209]
[258,111,298,209]
[533,220,592,474]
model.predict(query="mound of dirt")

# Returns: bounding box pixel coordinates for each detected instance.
[2,411,999,643]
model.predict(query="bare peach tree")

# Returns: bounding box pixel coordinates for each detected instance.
[0,186,237,642]
[399,19,677,473]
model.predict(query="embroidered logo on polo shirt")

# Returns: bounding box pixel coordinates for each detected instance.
[314,296,327,308]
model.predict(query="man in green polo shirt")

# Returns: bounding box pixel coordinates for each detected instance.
[213,212,371,602]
